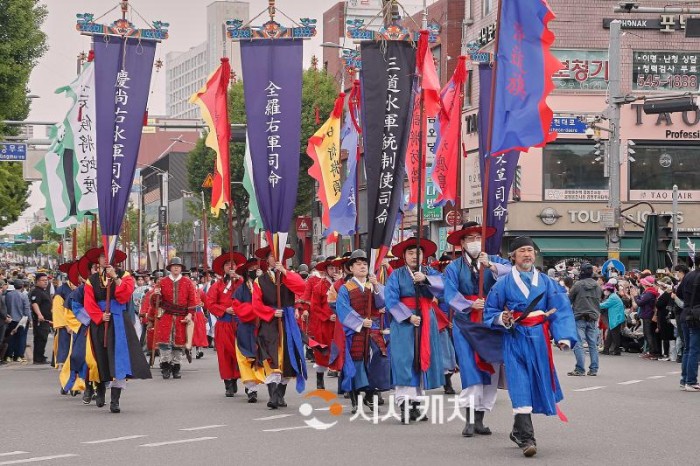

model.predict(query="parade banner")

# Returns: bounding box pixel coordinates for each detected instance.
[93,38,156,261]
[325,98,360,238]
[479,64,519,255]
[489,0,561,157]
[432,56,468,207]
[361,41,415,270]
[240,40,303,258]
[37,60,98,233]
[190,57,231,217]
[307,93,344,228]
[405,31,440,209]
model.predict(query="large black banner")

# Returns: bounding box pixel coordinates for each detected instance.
[361,41,415,269]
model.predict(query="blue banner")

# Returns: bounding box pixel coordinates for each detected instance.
[93,38,156,260]
[479,64,519,255]
[240,41,303,234]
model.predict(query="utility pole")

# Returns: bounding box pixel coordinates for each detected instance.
[606,20,622,260]
[672,184,679,266]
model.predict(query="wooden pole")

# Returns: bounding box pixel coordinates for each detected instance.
[201,191,208,271]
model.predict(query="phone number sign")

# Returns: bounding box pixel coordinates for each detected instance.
[633,51,700,91]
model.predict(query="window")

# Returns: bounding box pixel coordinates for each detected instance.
[543,143,608,201]
[629,143,700,200]
[483,0,494,16]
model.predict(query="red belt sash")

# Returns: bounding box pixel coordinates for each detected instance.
[465,294,494,374]
[400,297,435,372]
[513,311,568,422]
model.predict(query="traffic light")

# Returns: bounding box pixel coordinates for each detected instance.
[643,96,698,115]
[656,213,672,253]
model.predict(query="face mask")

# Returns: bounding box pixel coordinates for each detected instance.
[247,270,257,280]
[466,241,481,258]
[256,269,263,277]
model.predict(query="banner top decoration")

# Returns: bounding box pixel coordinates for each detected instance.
[76,14,169,41]
[346,18,440,43]
[227,0,316,41]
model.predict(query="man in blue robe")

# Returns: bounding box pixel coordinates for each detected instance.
[385,237,443,423]
[484,236,577,457]
[444,222,511,437]
[335,249,390,414]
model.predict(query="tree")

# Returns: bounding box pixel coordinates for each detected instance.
[0,1,48,229]
[168,220,193,258]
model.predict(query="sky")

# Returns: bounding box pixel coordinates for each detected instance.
[7,0,344,234]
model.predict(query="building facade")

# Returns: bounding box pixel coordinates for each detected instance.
[166,1,249,119]
[460,0,700,268]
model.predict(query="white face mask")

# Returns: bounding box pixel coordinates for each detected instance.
[466,241,481,258]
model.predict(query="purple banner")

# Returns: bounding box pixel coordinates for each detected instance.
[240,41,303,234]
[478,64,519,255]
[93,38,156,258]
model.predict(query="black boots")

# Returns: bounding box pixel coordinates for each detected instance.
[172,364,181,379]
[462,408,475,437]
[276,383,287,407]
[224,379,235,397]
[95,382,106,408]
[267,382,279,409]
[410,402,427,422]
[510,414,537,457]
[247,389,258,403]
[474,410,492,435]
[82,383,94,405]
[110,387,121,413]
[444,373,456,395]
[463,409,492,437]
[160,361,171,379]
[316,371,325,390]
[266,382,288,409]
[185,348,193,363]
[350,390,359,414]
[362,391,375,412]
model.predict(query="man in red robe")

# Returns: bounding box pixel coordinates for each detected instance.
[309,256,343,389]
[206,252,245,397]
[149,257,198,380]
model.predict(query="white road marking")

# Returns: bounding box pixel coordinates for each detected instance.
[0,454,28,459]
[572,386,605,392]
[0,454,78,465]
[139,437,217,448]
[647,375,666,380]
[263,426,313,433]
[178,425,226,431]
[253,414,294,421]
[82,435,147,444]
[618,380,643,385]
[667,371,681,375]
[315,407,331,411]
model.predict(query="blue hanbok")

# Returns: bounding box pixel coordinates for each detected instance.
[385,266,444,390]
[484,268,577,417]
[444,255,510,388]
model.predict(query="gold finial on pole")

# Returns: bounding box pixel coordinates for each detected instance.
[120,0,129,20]
[268,0,276,21]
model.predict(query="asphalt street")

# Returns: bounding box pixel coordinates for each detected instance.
[1,340,697,466]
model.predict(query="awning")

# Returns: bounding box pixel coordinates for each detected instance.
[531,236,697,258]
[532,237,606,257]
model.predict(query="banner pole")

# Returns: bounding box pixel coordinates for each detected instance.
[479,0,503,298]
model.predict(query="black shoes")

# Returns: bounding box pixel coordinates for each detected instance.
[474,410,492,435]
[224,379,235,397]
[95,382,106,408]
[247,389,258,403]
[444,373,456,395]
[267,383,279,409]
[185,348,193,363]
[172,364,181,379]
[316,372,325,390]
[511,414,537,457]
[110,387,121,413]
[82,383,94,405]
[276,383,287,407]
[160,361,171,379]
